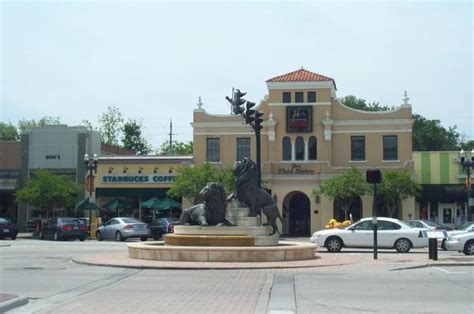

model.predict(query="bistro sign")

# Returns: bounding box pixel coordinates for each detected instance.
[278,164,315,175]
[101,174,176,184]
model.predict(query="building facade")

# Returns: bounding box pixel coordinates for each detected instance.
[413,151,473,228]
[192,68,415,235]
[17,125,101,231]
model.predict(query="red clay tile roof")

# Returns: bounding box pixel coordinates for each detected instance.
[267,68,335,83]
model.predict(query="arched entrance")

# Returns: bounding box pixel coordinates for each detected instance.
[283,192,311,236]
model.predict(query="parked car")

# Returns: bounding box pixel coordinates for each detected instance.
[444,232,474,255]
[438,222,474,249]
[0,217,18,240]
[406,219,452,231]
[96,217,150,242]
[310,217,428,253]
[149,217,178,240]
[40,217,88,241]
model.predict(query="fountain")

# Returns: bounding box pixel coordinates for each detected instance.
[128,159,317,262]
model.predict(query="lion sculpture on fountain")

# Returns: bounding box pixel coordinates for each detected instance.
[174,182,233,226]
[230,158,283,235]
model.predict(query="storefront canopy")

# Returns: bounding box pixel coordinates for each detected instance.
[419,184,473,203]
[76,197,100,211]
[141,197,180,210]
[102,198,133,212]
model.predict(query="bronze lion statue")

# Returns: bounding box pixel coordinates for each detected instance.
[175,182,233,226]
[230,158,283,235]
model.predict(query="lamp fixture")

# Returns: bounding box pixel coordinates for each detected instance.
[154,166,159,173]
[168,167,174,174]
[138,167,143,173]
[108,167,113,174]
[123,166,128,173]
[315,195,320,203]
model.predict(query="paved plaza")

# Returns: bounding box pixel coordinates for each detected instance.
[1,237,473,313]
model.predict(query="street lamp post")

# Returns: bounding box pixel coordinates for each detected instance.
[457,149,474,220]
[84,153,98,231]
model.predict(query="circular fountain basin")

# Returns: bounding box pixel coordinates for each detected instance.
[164,234,254,246]
[128,241,317,262]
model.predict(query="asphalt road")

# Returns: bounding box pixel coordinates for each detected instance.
[1,238,473,313]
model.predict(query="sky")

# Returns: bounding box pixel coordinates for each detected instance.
[1,0,473,150]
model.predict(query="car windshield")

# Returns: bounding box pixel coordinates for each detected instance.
[0,217,12,223]
[122,218,142,224]
[459,222,474,230]
[422,220,445,228]
[60,218,83,224]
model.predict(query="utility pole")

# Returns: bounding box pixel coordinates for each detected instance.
[168,119,176,154]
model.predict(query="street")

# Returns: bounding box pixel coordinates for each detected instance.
[0,238,473,313]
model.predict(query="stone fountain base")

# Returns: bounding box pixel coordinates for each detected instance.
[128,241,317,262]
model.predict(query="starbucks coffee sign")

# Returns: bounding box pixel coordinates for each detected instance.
[101,174,176,184]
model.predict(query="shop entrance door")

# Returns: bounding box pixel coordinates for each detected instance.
[289,193,310,237]
[438,203,456,228]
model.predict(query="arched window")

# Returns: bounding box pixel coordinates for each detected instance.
[295,136,305,160]
[308,136,317,160]
[282,137,291,161]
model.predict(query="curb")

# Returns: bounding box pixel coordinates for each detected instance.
[0,294,28,313]
[72,256,353,270]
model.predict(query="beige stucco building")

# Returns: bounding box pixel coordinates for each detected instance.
[192,68,415,236]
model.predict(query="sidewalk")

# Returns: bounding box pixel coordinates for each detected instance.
[73,249,474,270]
[0,293,28,313]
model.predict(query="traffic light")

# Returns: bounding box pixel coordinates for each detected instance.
[253,111,264,132]
[243,101,256,124]
[226,89,247,115]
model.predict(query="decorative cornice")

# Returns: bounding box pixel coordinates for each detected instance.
[268,102,331,106]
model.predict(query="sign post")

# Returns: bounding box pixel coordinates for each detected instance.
[367,168,382,260]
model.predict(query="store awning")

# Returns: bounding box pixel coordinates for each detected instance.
[419,184,473,203]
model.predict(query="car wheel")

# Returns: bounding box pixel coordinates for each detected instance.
[115,231,124,242]
[11,235,17,240]
[441,239,447,251]
[96,231,103,241]
[394,238,412,253]
[463,240,474,256]
[326,237,343,252]
[79,237,85,242]
[140,237,148,242]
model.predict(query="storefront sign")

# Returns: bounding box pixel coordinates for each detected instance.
[101,174,176,184]
[46,154,61,160]
[278,164,315,175]
[286,106,312,132]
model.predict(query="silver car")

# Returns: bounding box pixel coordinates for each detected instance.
[96,217,150,242]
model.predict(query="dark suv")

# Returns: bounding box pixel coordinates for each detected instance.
[40,217,88,241]
[149,217,178,240]
[0,217,18,240]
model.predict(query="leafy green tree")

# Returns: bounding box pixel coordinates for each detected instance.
[98,106,124,145]
[81,119,97,131]
[0,122,19,141]
[167,163,234,203]
[459,140,474,151]
[377,171,421,218]
[339,95,393,111]
[15,169,81,217]
[18,116,61,132]
[314,167,370,220]
[412,114,459,151]
[157,141,193,156]
[122,118,152,155]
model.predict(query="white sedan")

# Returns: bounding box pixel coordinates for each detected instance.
[444,232,474,255]
[310,217,428,253]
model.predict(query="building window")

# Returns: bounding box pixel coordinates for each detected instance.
[236,137,250,161]
[295,136,305,160]
[308,92,316,103]
[308,136,317,160]
[295,92,304,103]
[282,92,291,103]
[351,136,365,161]
[206,138,220,162]
[383,135,398,160]
[282,137,292,161]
